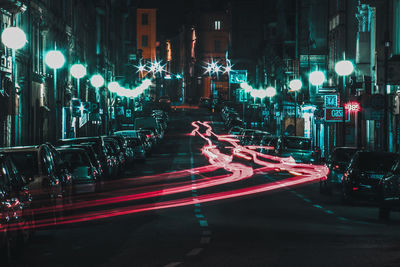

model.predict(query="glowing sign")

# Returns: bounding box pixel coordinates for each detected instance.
[324,107,350,122]
[345,101,360,113]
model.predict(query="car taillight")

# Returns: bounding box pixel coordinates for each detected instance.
[146,134,151,138]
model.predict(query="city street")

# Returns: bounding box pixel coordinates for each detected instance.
[12,109,400,267]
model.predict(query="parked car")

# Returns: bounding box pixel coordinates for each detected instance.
[109,135,134,164]
[0,145,64,210]
[228,126,242,136]
[135,130,153,155]
[57,137,111,178]
[378,159,400,220]
[320,147,358,194]
[341,151,399,203]
[275,136,320,163]
[104,137,126,176]
[57,147,98,193]
[240,129,270,146]
[65,143,105,179]
[0,153,35,261]
[46,143,73,198]
[126,137,146,161]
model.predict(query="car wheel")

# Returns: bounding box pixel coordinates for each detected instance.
[379,206,390,220]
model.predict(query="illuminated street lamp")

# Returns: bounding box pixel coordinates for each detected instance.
[107,81,120,93]
[90,74,104,102]
[266,86,276,98]
[335,60,354,76]
[70,63,86,98]
[1,26,27,49]
[289,79,303,136]
[1,26,27,145]
[335,60,354,146]
[45,48,65,140]
[309,71,325,87]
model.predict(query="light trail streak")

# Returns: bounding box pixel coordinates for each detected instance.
[5,120,328,231]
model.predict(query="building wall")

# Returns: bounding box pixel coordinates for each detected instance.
[137,8,156,61]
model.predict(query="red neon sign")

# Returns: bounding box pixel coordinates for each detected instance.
[345,101,360,113]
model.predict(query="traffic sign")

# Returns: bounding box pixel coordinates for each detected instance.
[324,95,338,107]
[229,70,247,84]
[324,107,350,122]
[91,102,100,114]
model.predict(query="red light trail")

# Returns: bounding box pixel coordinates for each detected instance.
[4,120,328,231]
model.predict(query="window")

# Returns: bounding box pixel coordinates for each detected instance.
[214,20,221,30]
[142,13,148,25]
[214,40,221,52]
[142,35,148,47]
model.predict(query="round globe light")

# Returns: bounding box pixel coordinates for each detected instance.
[289,79,302,91]
[142,79,152,87]
[266,86,277,98]
[107,81,120,93]
[335,60,354,76]
[45,50,65,69]
[1,27,27,49]
[90,74,105,88]
[309,71,326,86]
[250,89,258,98]
[70,64,86,79]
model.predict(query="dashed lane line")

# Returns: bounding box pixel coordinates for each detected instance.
[186,248,203,256]
[164,262,182,267]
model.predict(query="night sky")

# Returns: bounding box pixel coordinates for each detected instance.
[136,0,230,37]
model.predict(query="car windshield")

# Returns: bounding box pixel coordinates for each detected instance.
[331,148,358,163]
[355,153,398,172]
[60,151,90,168]
[8,152,39,176]
[283,138,311,150]
[128,138,141,146]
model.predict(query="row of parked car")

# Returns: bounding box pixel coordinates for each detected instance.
[222,105,400,221]
[0,109,169,262]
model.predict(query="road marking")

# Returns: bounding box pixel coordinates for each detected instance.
[194,208,202,213]
[186,248,203,256]
[192,193,198,197]
[195,214,205,218]
[202,230,212,236]
[303,198,312,203]
[194,204,201,207]
[200,237,211,244]
[324,210,334,214]
[199,220,209,227]
[164,262,182,267]
[313,204,323,209]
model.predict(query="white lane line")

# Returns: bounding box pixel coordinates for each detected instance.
[200,237,211,244]
[202,230,212,236]
[195,214,204,218]
[186,248,203,256]
[194,208,202,213]
[164,262,182,267]
[199,220,209,227]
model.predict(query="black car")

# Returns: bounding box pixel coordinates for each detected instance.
[0,153,35,261]
[57,137,111,178]
[57,147,99,194]
[275,136,320,164]
[378,159,400,220]
[320,147,358,194]
[64,143,105,179]
[341,151,399,202]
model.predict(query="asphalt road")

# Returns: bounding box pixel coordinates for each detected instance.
[12,109,400,267]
